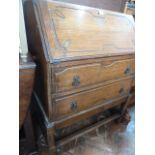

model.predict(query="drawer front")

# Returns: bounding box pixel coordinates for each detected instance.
[54,59,134,92]
[54,77,133,120]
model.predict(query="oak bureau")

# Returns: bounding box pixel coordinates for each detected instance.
[23,0,135,154]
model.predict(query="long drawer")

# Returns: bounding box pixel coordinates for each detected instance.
[54,59,134,93]
[54,77,133,120]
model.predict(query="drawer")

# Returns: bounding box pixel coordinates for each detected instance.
[54,77,133,120]
[132,78,135,87]
[54,59,134,92]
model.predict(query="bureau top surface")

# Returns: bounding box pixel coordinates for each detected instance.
[33,0,135,63]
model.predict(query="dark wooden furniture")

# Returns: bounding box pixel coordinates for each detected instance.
[24,0,135,154]
[19,55,36,154]
[19,55,36,128]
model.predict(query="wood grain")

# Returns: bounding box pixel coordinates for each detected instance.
[54,58,134,92]
[47,1,135,61]
[54,77,133,120]
[23,0,135,154]
[19,55,36,128]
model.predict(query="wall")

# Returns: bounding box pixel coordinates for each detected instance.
[54,0,126,12]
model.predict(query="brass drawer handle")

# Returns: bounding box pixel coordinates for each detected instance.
[119,88,125,95]
[72,75,80,87]
[70,101,77,111]
[124,66,131,75]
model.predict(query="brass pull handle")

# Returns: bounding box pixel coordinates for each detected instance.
[119,88,125,95]
[124,67,131,75]
[70,101,77,111]
[72,75,80,87]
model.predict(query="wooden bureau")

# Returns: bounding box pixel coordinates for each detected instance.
[23,0,135,154]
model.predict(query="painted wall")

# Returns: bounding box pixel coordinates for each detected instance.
[54,0,126,12]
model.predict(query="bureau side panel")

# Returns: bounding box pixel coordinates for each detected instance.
[23,0,53,120]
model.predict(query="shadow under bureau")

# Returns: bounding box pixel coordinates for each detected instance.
[23,0,135,154]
